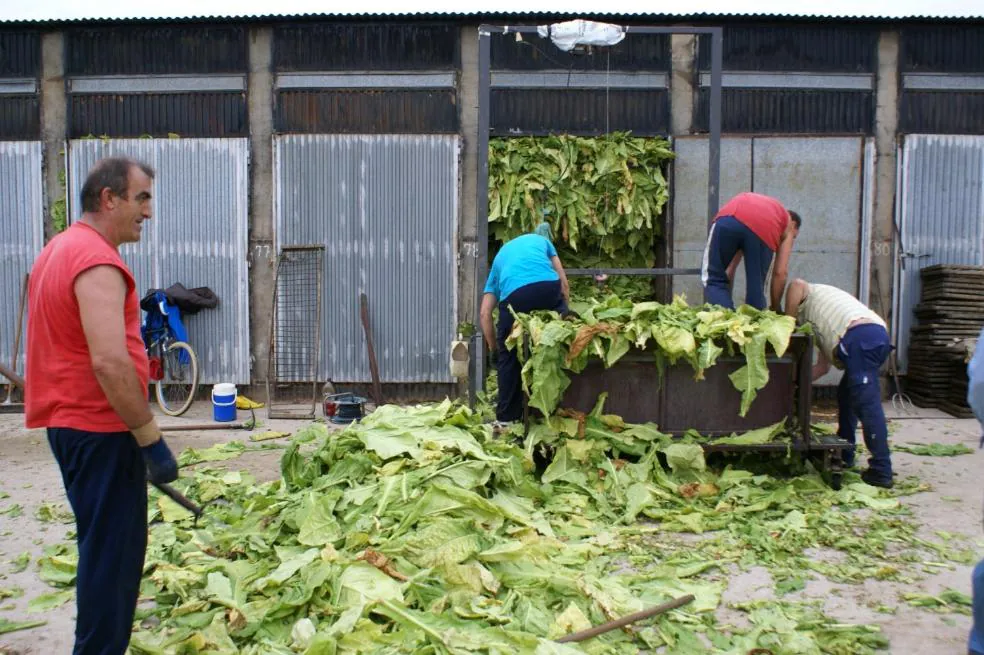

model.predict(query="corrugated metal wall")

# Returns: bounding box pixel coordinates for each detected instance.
[276,90,457,134]
[68,93,247,138]
[66,138,250,385]
[0,142,43,378]
[274,23,459,71]
[693,89,873,134]
[894,135,984,373]
[274,134,459,384]
[65,25,247,74]
[672,135,873,385]
[696,25,878,72]
[899,25,984,135]
[491,32,670,71]
[0,96,40,140]
[901,25,984,73]
[0,30,41,77]
[491,89,669,136]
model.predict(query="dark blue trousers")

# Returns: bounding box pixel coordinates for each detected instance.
[834,323,893,481]
[47,428,148,655]
[703,215,775,310]
[496,280,567,422]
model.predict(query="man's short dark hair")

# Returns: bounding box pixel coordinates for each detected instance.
[80,157,155,213]
[788,210,802,229]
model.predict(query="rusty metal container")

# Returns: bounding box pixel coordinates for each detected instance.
[559,333,812,439]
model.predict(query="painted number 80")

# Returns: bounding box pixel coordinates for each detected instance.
[872,242,892,257]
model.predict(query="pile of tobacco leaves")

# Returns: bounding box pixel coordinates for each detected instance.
[508,295,806,418]
[23,398,977,654]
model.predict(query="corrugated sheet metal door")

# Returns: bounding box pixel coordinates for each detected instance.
[894,135,984,373]
[274,134,459,384]
[66,138,251,385]
[0,142,43,376]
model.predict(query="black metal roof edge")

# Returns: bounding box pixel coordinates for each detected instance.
[1,11,983,29]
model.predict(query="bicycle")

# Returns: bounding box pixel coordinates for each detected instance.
[142,292,200,416]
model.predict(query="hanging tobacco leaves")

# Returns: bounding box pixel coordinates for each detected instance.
[488,133,675,275]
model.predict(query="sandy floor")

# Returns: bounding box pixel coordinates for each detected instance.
[0,400,981,654]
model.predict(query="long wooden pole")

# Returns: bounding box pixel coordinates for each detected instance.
[555,594,695,644]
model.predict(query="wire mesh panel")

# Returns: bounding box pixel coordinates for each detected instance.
[266,245,324,419]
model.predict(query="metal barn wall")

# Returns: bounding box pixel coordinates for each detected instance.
[672,135,873,385]
[66,138,250,385]
[0,142,43,377]
[274,134,459,384]
[894,135,984,373]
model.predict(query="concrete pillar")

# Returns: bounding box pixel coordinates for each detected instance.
[458,25,480,397]
[40,31,66,241]
[246,27,275,392]
[670,34,696,136]
[871,30,900,329]
[667,34,697,300]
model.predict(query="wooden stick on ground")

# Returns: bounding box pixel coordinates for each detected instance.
[555,594,695,644]
[0,362,25,390]
[4,273,28,403]
[360,292,384,405]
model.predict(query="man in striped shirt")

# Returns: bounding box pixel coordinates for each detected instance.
[784,278,894,488]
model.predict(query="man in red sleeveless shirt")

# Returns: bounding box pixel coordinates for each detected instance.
[25,157,178,655]
[701,192,801,311]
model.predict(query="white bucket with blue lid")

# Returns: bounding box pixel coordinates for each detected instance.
[212,383,237,422]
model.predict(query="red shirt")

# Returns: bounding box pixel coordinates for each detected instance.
[25,223,150,432]
[714,192,790,251]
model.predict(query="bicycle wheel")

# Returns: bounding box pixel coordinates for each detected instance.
[155,341,200,417]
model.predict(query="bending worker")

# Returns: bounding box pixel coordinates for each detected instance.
[702,191,801,311]
[481,222,569,425]
[25,157,179,654]
[783,279,894,488]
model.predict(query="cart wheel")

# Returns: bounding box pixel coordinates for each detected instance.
[831,472,843,491]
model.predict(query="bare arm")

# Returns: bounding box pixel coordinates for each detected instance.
[75,265,159,446]
[726,252,743,284]
[480,293,498,352]
[770,231,796,312]
[783,278,809,320]
[550,255,570,304]
[812,350,831,381]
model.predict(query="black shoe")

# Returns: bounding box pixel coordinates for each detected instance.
[861,469,893,489]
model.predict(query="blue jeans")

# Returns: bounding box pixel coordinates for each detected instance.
[496,280,567,422]
[47,428,148,655]
[971,559,984,655]
[835,323,893,480]
[702,215,775,310]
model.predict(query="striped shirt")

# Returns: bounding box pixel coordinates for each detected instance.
[798,283,886,367]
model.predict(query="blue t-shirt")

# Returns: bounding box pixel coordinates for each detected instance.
[483,234,559,302]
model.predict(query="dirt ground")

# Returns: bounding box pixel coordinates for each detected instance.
[0,399,981,654]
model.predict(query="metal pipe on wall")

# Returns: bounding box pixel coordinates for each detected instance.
[708,27,724,228]
[470,26,493,404]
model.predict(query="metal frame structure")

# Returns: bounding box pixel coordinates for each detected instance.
[470,23,725,401]
[266,244,325,420]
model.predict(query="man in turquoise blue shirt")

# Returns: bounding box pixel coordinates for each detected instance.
[480,223,570,423]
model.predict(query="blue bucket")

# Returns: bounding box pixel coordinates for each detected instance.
[212,383,237,422]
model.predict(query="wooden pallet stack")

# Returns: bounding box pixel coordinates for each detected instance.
[906,264,984,418]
